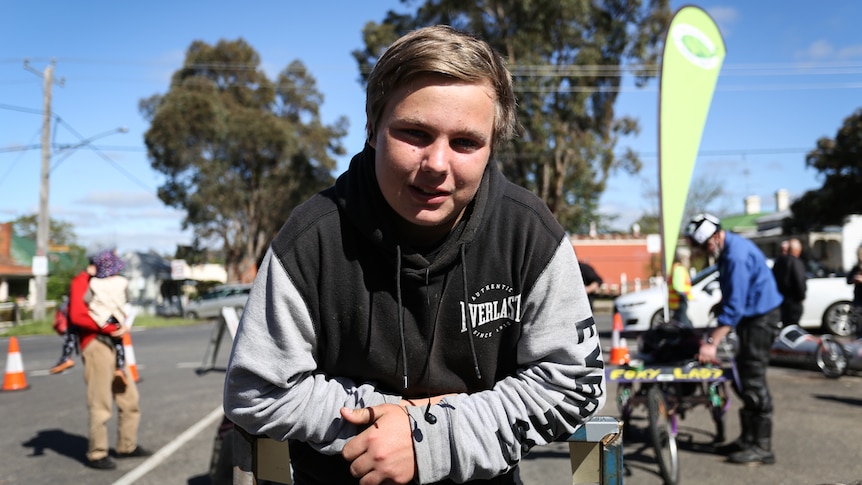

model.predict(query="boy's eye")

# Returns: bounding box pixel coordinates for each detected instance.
[452,138,480,150]
[396,129,430,144]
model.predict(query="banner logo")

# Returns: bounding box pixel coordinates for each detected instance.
[671,23,721,70]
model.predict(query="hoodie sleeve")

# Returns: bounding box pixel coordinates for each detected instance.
[408,239,606,483]
[223,249,401,454]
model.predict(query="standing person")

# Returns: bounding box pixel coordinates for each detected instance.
[68,253,150,470]
[86,249,130,386]
[686,213,782,465]
[579,261,603,311]
[224,25,605,485]
[847,245,862,339]
[771,238,807,326]
[668,247,693,326]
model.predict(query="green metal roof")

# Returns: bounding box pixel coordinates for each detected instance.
[720,212,768,233]
[10,231,78,272]
[11,232,35,266]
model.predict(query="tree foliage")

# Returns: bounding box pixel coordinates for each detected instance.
[13,214,77,246]
[634,173,731,235]
[140,39,347,281]
[352,0,671,232]
[789,108,862,231]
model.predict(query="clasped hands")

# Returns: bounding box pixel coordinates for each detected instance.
[341,395,451,485]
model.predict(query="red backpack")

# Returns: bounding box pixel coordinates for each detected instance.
[53,299,69,335]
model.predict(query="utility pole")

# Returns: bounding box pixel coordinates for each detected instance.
[24,59,63,320]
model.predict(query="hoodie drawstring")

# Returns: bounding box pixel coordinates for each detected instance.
[396,245,409,390]
[461,244,482,380]
[397,244,482,392]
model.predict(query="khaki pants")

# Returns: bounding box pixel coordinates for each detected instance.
[82,339,141,461]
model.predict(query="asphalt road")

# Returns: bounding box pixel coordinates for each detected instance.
[2,318,861,484]
[1,323,228,485]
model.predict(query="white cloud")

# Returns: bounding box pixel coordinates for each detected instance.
[706,6,739,36]
[796,39,835,60]
[837,44,862,59]
[795,40,862,61]
[75,190,161,208]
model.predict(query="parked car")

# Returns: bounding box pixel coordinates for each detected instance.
[185,283,252,320]
[614,262,855,336]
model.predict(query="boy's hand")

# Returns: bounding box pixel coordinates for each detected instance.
[341,404,417,485]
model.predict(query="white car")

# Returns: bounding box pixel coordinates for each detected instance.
[614,264,855,336]
[184,283,252,320]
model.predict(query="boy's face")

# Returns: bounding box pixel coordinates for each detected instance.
[370,73,496,245]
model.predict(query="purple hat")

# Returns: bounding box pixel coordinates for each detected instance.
[93,250,125,278]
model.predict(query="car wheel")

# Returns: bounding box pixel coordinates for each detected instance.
[186,311,199,320]
[649,310,665,329]
[822,302,854,337]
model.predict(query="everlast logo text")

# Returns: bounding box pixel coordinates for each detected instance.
[460,283,521,338]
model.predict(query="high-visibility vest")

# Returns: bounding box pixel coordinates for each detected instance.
[668,262,692,309]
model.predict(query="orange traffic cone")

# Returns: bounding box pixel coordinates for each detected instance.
[122,333,141,383]
[608,312,630,365]
[2,337,30,391]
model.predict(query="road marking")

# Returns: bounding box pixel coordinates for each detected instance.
[111,404,224,485]
[30,369,58,376]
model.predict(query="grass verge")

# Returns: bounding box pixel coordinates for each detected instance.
[0,315,206,337]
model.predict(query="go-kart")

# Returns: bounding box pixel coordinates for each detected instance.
[608,323,735,485]
[769,324,862,378]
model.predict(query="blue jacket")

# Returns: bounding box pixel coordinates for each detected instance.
[716,231,783,327]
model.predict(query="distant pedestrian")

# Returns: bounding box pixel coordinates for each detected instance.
[68,253,151,470]
[847,245,862,339]
[772,238,806,326]
[668,247,693,326]
[579,261,603,311]
[686,213,782,466]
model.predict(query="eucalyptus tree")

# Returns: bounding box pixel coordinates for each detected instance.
[141,39,347,280]
[790,108,862,231]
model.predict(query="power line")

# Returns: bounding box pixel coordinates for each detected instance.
[4,57,862,79]
[51,117,152,190]
[0,102,42,115]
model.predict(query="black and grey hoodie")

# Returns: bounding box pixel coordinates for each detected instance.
[224,145,606,484]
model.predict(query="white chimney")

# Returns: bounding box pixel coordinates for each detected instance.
[775,189,789,212]
[744,195,761,215]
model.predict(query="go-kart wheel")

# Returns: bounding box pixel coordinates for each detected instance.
[816,336,848,378]
[647,386,679,485]
[708,382,728,443]
[822,302,854,337]
[616,383,632,413]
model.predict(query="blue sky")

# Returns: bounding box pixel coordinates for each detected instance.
[2,1,861,255]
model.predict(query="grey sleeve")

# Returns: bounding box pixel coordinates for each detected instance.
[409,239,607,483]
[223,249,401,454]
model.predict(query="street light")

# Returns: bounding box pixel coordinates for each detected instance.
[51,126,129,171]
[32,125,129,320]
